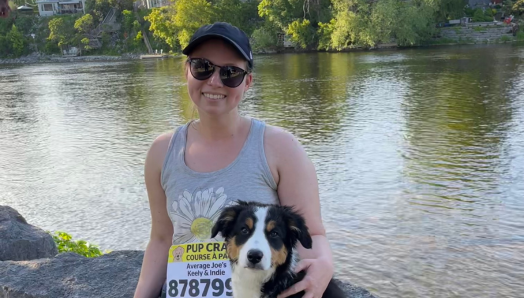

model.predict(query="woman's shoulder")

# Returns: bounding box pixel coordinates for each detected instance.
[263,123,304,155]
[146,131,174,169]
[147,122,189,161]
[262,122,311,180]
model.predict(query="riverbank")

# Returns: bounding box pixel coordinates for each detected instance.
[2,39,522,66]
[0,52,145,65]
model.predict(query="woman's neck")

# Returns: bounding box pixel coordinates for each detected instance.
[193,110,246,141]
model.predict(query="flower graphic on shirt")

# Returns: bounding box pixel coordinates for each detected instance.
[171,187,231,243]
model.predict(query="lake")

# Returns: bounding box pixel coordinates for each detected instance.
[1,44,523,297]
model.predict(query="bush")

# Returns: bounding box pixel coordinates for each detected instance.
[286,19,317,49]
[251,26,279,51]
[517,31,524,41]
[50,231,104,258]
[472,8,494,22]
[500,35,512,42]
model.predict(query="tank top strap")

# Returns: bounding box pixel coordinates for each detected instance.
[240,118,278,190]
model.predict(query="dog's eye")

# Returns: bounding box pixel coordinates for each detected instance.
[269,231,279,238]
[241,227,249,234]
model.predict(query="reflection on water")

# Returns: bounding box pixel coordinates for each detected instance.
[1,44,523,298]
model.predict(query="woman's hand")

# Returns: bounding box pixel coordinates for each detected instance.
[277,256,334,298]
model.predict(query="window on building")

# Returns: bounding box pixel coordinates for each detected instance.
[43,3,53,11]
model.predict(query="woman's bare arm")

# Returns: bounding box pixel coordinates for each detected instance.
[134,133,174,298]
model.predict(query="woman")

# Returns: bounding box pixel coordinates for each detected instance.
[134,22,334,298]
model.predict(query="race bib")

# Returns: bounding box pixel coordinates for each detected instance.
[166,242,232,298]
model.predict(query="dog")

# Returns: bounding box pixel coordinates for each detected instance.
[211,201,345,298]
[172,246,185,262]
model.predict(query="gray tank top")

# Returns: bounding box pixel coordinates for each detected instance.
[161,118,279,245]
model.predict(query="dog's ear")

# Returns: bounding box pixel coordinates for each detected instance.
[211,204,243,239]
[284,207,313,249]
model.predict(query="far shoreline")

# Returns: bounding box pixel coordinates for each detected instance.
[1,41,523,66]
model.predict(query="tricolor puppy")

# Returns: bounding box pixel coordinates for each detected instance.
[211,201,345,298]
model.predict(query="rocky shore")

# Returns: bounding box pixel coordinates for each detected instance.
[0,205,377,298]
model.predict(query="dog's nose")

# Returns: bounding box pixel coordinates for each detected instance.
[247,249,263,264]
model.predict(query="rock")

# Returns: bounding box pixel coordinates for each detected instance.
[0,206,57,261]
[0,251,376,298]
[0,251,144,298]
[333,278,376,298]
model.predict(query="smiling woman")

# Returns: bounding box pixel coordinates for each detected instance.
[133,22,336,298]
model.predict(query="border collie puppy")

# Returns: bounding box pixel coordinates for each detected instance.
[211,201,345,298]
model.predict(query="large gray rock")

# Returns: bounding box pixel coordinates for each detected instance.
[333,279,377,298]
[0,251,376,298]
[0,206,58,261]
[0,251,144,298]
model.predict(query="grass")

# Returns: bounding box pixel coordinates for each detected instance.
[517,31,524,41]
[499,35,513,43]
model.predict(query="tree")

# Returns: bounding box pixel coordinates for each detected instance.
[513,0,524,15]
[213,0,260,35]
[74,13,94,34]
[286,19,316,48]
[145,0,215,50]
[258,0,331,30]
[173,0,215,48]
[435,0,467,22]
[7,24,25,56]
[144,7,178,49]
[48,17,75,52]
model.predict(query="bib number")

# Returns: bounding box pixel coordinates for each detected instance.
[168,278,232,297]
[167,242,232,298]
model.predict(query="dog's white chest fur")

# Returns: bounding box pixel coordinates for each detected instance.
[231,265,274,298]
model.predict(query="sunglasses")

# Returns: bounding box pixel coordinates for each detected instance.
[187,58,249,88]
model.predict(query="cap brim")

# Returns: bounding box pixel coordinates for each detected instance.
[182,33,252,66]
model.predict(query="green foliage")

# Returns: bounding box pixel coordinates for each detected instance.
[472,8,494,22]
[286,19,316,49]
[317,19,335,50]
[174,0,216,49]
[48,16,77,51]
[0,35,9,55]
[121,9,135,34]
[393,1,437,46]
[258,0,302,30]
[513,0,524,14]
[6,24,25,57]
[251,23,279,51]
[144,0,216,51]
[144,7,178,50]
[517,30,524,40]
[74,14,94,34]
[14,14,36,35]
[213,0,260,36]
[258,0,331,31]
[500,35,512,42]
[435,0,467,22]
[51,231,104,258]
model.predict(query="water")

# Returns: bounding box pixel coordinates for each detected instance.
[1,44,523,297]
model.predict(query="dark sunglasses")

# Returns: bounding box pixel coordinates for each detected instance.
[187,58,249,88]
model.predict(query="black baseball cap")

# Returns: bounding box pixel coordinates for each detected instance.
[182,22,253,68]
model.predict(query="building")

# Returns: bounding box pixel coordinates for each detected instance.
[134,0,168,9]
[36,0,86,17]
